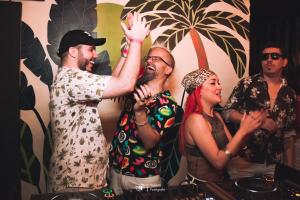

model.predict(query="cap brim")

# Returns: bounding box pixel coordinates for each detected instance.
[95,38,106,46]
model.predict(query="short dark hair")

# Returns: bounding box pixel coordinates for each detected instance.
[261,41,286,58]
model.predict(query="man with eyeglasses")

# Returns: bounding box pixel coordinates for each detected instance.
[222,42,296,179]
[109,43,177,195]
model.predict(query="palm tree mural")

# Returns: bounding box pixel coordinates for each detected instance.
[121,0,249,78]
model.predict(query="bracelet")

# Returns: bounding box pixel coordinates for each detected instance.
[135,119,148,126]
[122,48,129,55]
[121,48,129,58]
[224,149,233,159]
[130,38,143,44]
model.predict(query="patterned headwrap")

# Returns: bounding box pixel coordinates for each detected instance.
[181,68,216,94]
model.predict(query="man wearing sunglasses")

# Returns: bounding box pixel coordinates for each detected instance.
[109,44,177,195]
[223,42,296,179]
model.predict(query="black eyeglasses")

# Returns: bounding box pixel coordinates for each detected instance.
[261,53,283,61]
[144,56,171,67]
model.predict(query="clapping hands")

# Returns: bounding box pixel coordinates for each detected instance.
[240,109,266,135]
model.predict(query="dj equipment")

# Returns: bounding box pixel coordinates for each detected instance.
[234,176,279,200]
[30,163,300,200]
[233,163,300,200]
[31,183,234,200]
[275,163,300,200]
[120,182,235,200]
[30,187,116,200]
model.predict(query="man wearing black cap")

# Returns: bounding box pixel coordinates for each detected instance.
[47,12,150,192]
[56,29,107,72]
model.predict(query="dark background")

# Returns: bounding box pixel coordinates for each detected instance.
[0,1,21,200]
[250,0,300,94]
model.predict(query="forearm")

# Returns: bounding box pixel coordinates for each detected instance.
[211,114,249,169]
[112,56,126,77]
[115,41,142,88]
[210,129,248,169]
[112,44,129,77]
[135,110,160,150]
[137,123,160,150]
[225,129,248,157]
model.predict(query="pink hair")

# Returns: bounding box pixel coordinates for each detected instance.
[179,86,203,154]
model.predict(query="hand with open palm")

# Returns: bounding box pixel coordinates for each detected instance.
[121,12,150,43]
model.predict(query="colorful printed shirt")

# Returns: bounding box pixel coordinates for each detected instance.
[223,73,296,164]
[47,67,111,192]
[109,91,177,177]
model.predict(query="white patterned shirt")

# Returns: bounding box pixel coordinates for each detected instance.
[47,67,111,192]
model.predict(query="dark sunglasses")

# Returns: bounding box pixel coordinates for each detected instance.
[144,56,171,67]
[261,53,283,61]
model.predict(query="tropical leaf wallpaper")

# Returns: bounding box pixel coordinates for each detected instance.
[121,0,249,77]
[47,0,99,65]
[21,22,53,89]
[19,0,249,199]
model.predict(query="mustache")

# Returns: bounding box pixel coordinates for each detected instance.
[145,64,156,70]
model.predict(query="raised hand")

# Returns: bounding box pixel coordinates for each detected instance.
[124,13,133,45]
[133,84,152,112]
[121,12,150,43]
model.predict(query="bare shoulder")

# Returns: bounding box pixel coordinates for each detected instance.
[186,113,205,123]
[185,113,209,129]
[186,113,212,141]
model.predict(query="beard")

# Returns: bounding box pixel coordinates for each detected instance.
[77,49,93,71]
[78,57,91,71]
[137,66,156,86]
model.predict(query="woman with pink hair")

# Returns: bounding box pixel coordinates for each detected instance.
[179,69,265,184]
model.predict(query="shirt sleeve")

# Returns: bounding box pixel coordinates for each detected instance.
[69,71,111,102]
[282,91,297,133]
[222,78,248,121]
[149,97,177,136]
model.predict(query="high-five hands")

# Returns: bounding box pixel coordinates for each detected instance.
[121,12,150,43]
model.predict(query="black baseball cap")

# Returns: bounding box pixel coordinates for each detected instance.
[57,29,106,57]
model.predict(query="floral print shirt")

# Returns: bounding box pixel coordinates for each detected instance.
[109,91,177,177]
[47,67,111,192]
[223,73,296,164]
